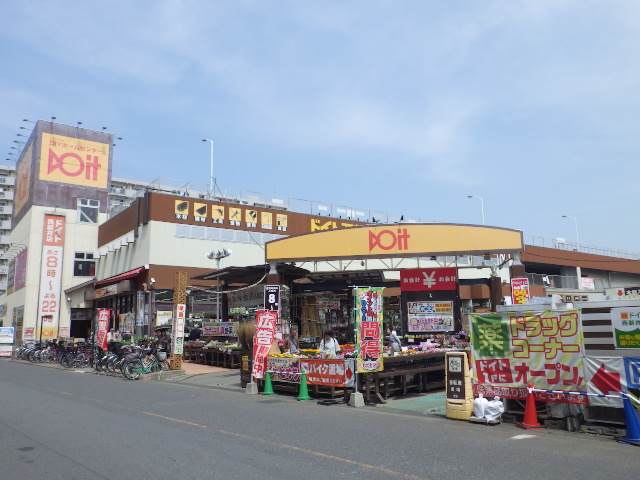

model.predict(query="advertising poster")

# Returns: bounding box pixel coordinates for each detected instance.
[471,310,586,404]
[610,307,640,349]
[355,287,384,373]
[583,356,640,408]
[407,301,454,332]
[156,311,172,326]
[252,310,278,379]
[510,278,530,304]
[37,214,65,339]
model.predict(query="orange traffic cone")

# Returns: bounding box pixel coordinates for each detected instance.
[515,384,546,430]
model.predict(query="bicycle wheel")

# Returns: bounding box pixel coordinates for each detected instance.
[123,361,143,380]
[158,361,170,371]
[106,355,119,374]
[42,350,55,363]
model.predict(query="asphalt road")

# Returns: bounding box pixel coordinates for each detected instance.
[1,358,637,480]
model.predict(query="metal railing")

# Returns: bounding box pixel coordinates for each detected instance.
[526,273,607,291]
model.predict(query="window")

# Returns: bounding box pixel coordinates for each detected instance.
[77,198,100,223]
[74,252,95,277]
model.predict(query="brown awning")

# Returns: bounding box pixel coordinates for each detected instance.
[94,266,145,287]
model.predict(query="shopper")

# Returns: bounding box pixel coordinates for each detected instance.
[319,330,340,357]
[283,328,300,354]
[386,327,402,351]
[188,324,202,340]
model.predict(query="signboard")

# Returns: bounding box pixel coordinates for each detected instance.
[156,311,172,326]
[400,268,458,292]
[510,278,530,304]
[0,327,14,344]
[267,357,355,387]
[446,352,468,400]
[97,309,110,351]
[471,310,586,404]
[14,249,27,291]
[202,321,238,336]
[95,284,118,298]
[39,132,110,189]
[172,304,186,355]
[355,287,384,373]
[37,214,65,339]
[407,301,454,332]
[252,310,278,379]
[264,285,280,312]
[611,307,640,349]
[580,277,595,291]
[316,298,340,309]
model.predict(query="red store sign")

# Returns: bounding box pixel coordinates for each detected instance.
[400,268,458,292]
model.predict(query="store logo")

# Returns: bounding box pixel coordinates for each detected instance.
[368,228,410,251]
[47,150,102,181]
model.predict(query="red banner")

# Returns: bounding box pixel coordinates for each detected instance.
[97,309,110,351]
[400,268,458,291]
[252,310,278,379]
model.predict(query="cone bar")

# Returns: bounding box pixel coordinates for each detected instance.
[515,383,546,430]
[617,391,640,446]
[262,371,275,396]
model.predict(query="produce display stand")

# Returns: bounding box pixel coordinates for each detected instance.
[184,346,242,368]
[358,352,447,404]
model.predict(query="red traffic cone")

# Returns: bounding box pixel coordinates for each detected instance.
[516,384,546,430]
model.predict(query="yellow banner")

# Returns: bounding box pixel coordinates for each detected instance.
[39,133,110,188]
[14,144,33,214]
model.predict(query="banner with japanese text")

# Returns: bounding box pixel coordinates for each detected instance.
[252,310,278,379]
[97,309,110,352]
[172,304,186,355]
[37,214,65,339]
[355,287,384,373]
[202,321,238,336]
[471,310,586,404]
[267,357,355,387]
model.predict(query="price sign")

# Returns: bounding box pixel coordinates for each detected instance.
[264,285,280,313]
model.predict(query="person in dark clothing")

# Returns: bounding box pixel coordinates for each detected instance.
[188,325,202,340]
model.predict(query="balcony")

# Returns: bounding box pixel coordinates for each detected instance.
[0,280,8,291]
[0,265,8,275]
[0,205,13,215]
[0,235,10,246]
[526,273,607,291]
[0,190,14,200]
[0,176,15,186]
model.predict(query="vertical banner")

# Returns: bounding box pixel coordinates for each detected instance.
[252,310,278,379]
[97,309,110,351]
[172,304,186,355]
[264,285,280,312]
[471,309,586,404]
[510,278,530,304]
[37,214,65,339]
[354,287,384,373]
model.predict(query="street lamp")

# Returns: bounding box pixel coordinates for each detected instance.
[202,138,214,199]
[467,195,485,225]
[562,215,580,250]
[206,248,232,321]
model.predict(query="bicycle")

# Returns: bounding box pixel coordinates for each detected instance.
[122,348,170,380]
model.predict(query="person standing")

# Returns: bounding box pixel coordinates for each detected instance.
[319,330,340,357]
[283,327,300,354]
[386,327,402,351]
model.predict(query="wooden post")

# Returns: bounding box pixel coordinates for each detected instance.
[170,271,187,370]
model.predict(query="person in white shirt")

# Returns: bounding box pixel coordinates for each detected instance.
[319,331,340,357]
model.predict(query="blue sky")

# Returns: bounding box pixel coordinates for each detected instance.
[2,1,639,254]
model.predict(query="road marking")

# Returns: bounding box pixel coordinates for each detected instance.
[218,429,430,480]
[511,434,537,440]
[34,383,431,480]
